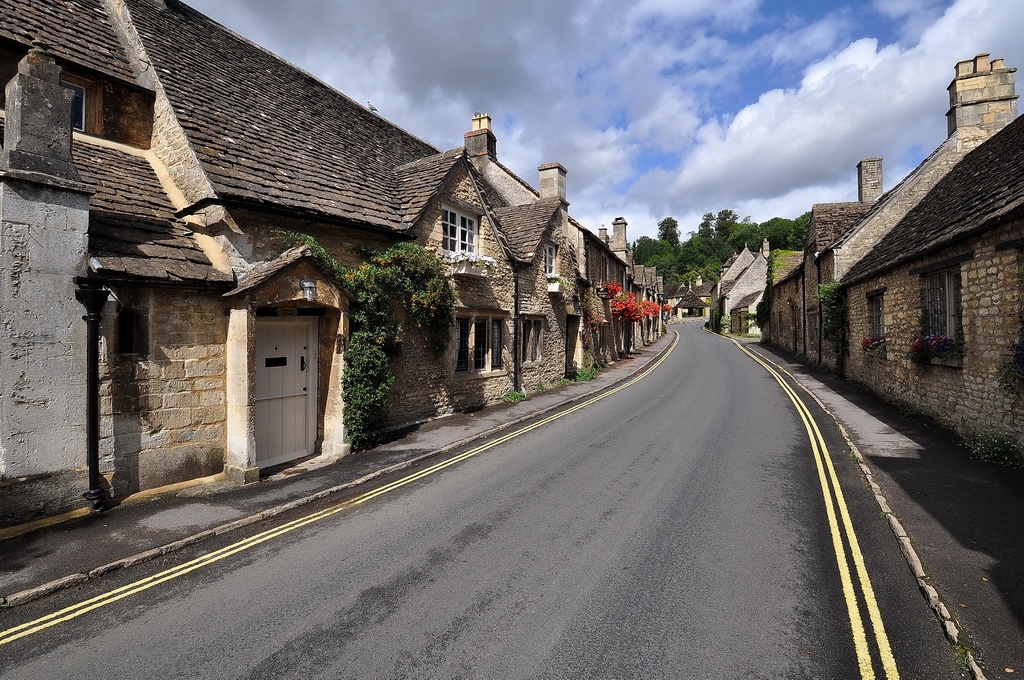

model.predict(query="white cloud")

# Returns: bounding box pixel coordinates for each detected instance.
[180,0,1024,240]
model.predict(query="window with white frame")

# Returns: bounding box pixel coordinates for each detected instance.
[454,314,504,373]
[867,293,884,337]
[442,207,477,255]
[925,270,961,337]
[544,244,557,277]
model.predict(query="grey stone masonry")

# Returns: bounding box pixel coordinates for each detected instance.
[1,46,95,519]
[1,43,80,182]
[857,158,883,203]
[947,53,1018,139]
[538,162,567,203]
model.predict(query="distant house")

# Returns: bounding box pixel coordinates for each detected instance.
[711,240,770,333]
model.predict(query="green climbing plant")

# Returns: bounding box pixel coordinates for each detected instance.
[278,234,456,450]
[818,280,846,357]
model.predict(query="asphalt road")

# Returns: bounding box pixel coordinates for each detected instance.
[0,323,964,679]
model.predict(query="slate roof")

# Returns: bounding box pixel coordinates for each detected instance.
[227,245,312,296]
[79,143,232,284]
[807,202,873,252]
[663,282,685,298]
[493,199,561,261]
[675,288,708,309]
[0,0,137,83]
[845,113,1024,284]
[773,253,803,283]
[123,0,439,230]
[1,120,229,284]
[395,148,465,226]
[733,290,762,310]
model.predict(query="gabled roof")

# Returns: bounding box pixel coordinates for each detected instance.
[226,245,314,296]
[0,0,137,83]
[773,253,803,283]
[0,118,228,284]
[123,0,439,231]
[807,202,873,252]
[663,282,685,298]
[492,199,562,261]
[395,148,466,226]
[676,288,709,309]
[845,113,1024,284]
[733,290,763,310]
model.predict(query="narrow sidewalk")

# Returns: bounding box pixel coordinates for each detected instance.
[744,339,1024,678]
[0,331,676,607]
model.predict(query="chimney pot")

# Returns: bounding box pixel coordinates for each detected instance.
[947,53,1018,140]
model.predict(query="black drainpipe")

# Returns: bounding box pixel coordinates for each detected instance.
[512,263,521,393]
[801,269,807,357]
[75,282,109,511]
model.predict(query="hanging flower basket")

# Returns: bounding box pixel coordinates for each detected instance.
[597,280,622,299]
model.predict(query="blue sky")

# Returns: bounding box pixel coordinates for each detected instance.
[183,0,1021,240]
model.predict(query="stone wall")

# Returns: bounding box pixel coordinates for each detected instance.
[844,220,1024,447]
[102,287,227,494]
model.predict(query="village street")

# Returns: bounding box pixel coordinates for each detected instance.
[0,323,963,679]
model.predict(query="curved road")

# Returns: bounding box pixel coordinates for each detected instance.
[0,323,962,678]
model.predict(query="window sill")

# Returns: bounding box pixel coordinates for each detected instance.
[930,355,963,368]
[451,262,488,277]
[453,368,508,381]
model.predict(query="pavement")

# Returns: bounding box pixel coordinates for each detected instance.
[1,322,1022,678]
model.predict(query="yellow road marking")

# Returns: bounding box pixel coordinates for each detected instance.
[0,332,680,646]
[725,336,899,680]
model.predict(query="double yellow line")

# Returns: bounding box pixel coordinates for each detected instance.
[729,338,899,680]
[0,332,679,647]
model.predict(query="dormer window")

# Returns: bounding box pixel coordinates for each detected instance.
[61,81,86,131]
[442,207,477,255]
[544,244,557,277]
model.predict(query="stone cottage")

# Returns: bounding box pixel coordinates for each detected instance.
[711,239,770,333]
[0,0,651,525]
[842,110,1024,448]
[771,53,1018,369]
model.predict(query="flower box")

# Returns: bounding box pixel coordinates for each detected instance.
[547,280,564,294]
[452,261,487,277]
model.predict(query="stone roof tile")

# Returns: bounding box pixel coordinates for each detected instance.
[493,199,562,261]
[0,0,137,82]
[124,0,439,230]
[846,113,1024,283]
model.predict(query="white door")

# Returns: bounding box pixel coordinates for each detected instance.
[255,318,317,467]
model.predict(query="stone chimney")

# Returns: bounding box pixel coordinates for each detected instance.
[760,238,770,258]
[464,112,496,159]
[610,217,628,258]
[538,162,567,202]
[2,42,81,181]
[598,225,609,243]
[947,53,1018,144]
[1,44,97,518]
[857,157,883,202]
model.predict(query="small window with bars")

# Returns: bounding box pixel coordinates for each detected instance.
[867,293,884,337]
[925,270,961,337]
[521,318,542,363]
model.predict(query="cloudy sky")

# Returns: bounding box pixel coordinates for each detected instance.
[184,0,1023,240]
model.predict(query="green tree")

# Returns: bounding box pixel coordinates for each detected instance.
[657,216,680,247]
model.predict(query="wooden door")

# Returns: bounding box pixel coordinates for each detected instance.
[255,318,317,467]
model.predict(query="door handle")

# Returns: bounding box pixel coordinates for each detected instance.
[300,356,306,371]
